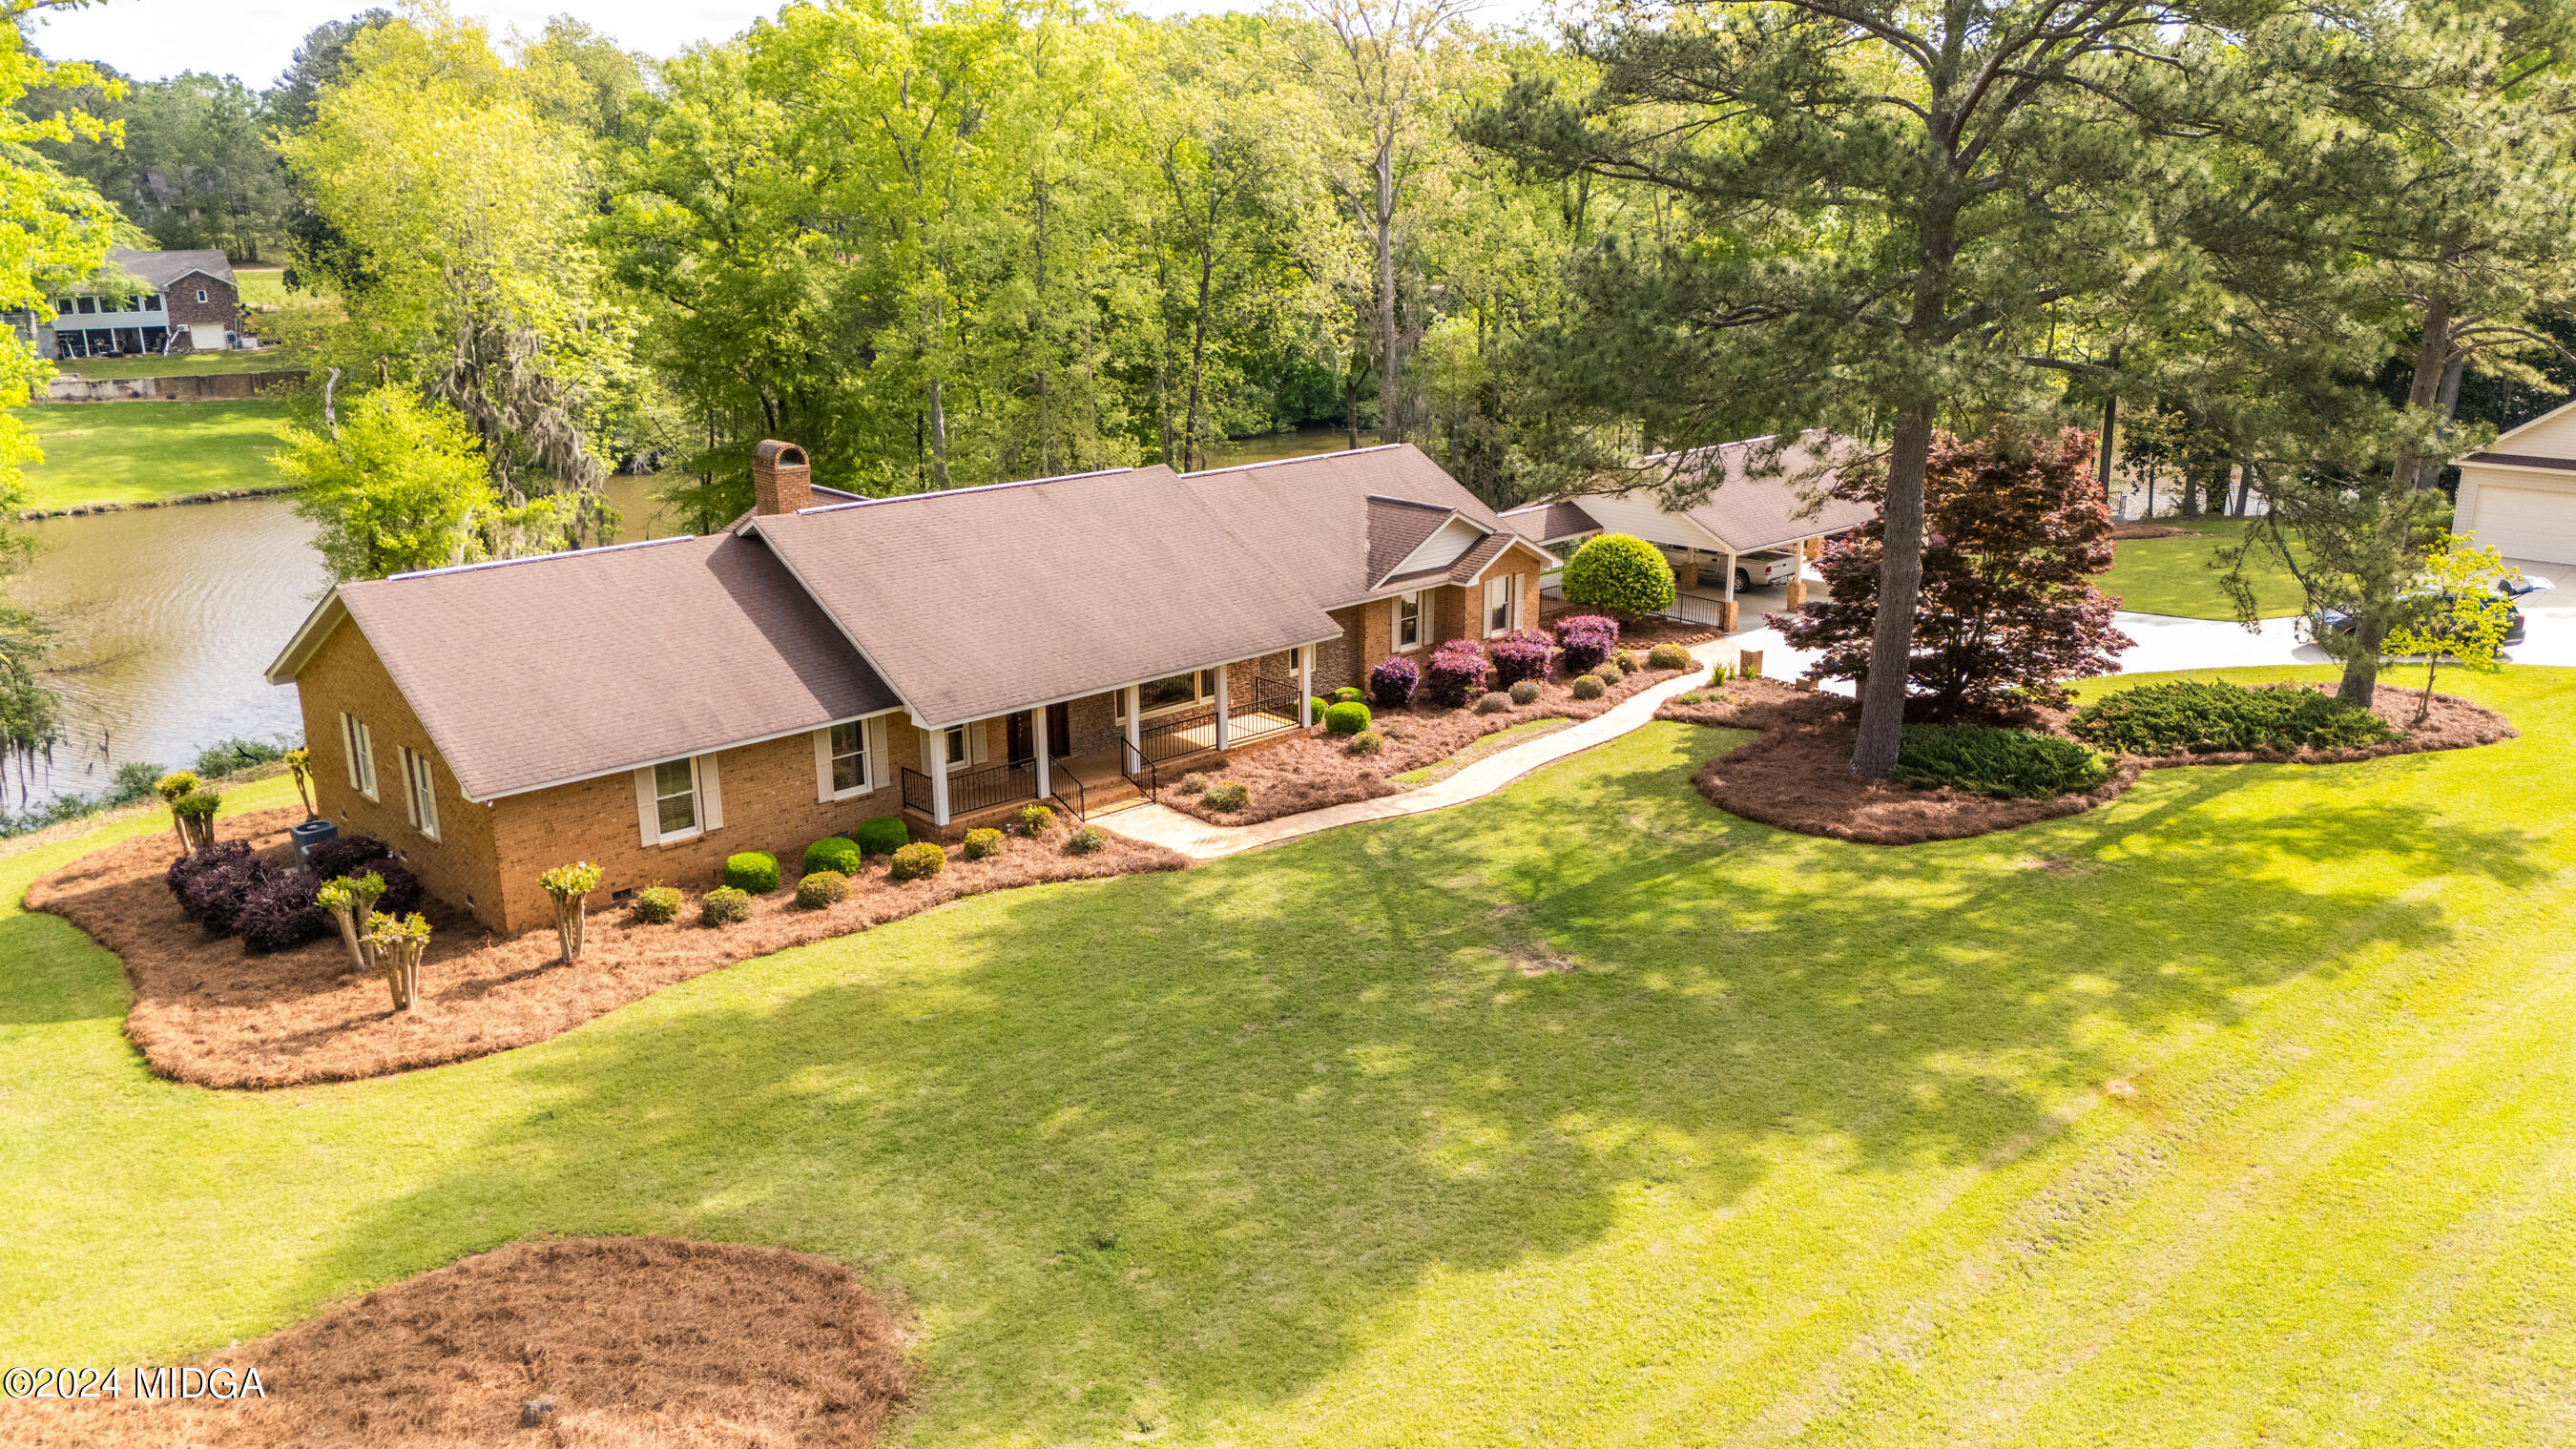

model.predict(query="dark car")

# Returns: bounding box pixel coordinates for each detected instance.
[2312,578,2530,649]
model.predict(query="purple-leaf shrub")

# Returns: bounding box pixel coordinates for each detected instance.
[237,872,332,953]
[1486,630,1553,687]
[175,845,275,935]
[1423,640,1489,709]
[1368,654,1420,709]
[304,833,392,880]
[1553,615,1620,674]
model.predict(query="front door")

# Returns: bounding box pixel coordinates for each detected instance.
[1007,710,1035,768]
[1045,701,1071,758]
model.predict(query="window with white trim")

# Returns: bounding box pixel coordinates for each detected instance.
[194,288,208,303]
[1394,591,1422,651]
[821,720,870,797]
[399,746,440,840]
[340,712,378,799]
[944,723,972,772]
[653,757,699,838]
[1485,574,1520,636]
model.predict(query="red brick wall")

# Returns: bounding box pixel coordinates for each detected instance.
[165,275,236,331]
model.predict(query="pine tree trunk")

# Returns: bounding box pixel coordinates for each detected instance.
[1851,401,1938,777]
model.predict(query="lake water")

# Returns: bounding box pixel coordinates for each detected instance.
[9,426,1371,810]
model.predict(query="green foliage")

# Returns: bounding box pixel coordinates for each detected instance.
[2068,681,2399,756]
[853,817,909,857]
[1203,780,1250,812]
[1892,723,2111,799]
[1324,701,1372,735]
[964,827,1004,860]
[1013,804,1055,837]
[2384,535,2516,724]
[1647,643,1693,671]
[1559,534,1676,618]
[1177,773,1210,795]
[1476,691,1511,714]
[803,837,864,877]
[196,737,287,777]
[154,771,201,803]
[794,871,850,910]
[1569,674,1605,700]
[170,791,222,822]
[698,885,753,927]
[1348,730,1383,756]
[274,389,503,582]
[1065,824,1107,855]
[538,860,602,900]
[1508,679,1541,705]
[106,761,166,807]
[720,852,780,894]
[1334,687,1363,704]
[630,885,682,924]
[889,842,946,881]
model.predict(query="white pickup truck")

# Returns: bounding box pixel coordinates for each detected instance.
[1672,548,1803,593]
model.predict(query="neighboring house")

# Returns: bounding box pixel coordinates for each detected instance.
[1502,431,1873,631]
[264,442,1557,934]
[22,248,244,360]
[2455,398,2576,565]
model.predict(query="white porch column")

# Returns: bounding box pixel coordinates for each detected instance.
[1298,647,1313,726]
[1123,684,1142,761]
[1723,551,1739,602]
[927,721,951,827]
[1032,707,1049,800]
[1214,662,1231,750]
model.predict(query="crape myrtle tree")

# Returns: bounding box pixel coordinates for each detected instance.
[1471,0,2261,775]
[1776,428,2132,717]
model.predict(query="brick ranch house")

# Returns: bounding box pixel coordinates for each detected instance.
[264,442,1557,934]
[1,247,247,360]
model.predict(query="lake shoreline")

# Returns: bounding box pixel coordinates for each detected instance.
[16,483,296,522]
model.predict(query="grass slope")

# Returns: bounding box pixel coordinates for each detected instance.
[2103,516,2305,620]
[10,398,292,510]
[6,669,2576,1446]
[53,349,302,382]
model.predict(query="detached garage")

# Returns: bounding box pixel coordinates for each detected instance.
[2457,399,2576,566]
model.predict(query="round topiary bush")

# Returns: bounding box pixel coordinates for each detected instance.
[1334,686,1363,704]
[1311,694,1333,724]
[803,836,863,877]
[721,852,780,894]
[889,841,945,881]
[1561,533,1677,619]
[1569,674,1606,700]
[1423,640,1488,708]
[1348,730,1383,756]
[1203,780,1250,812]
[1508,678,1541,706]
[1066,825,1107,855]
[1177,772,1209,795]
[1324,700,1372,735]
[1014,803,1056,836]
[794,871,850,909]
[1617,649,1646,673]
[1648,642,1693,671]
[1369,654,1420,709]
[633,885,683,924]
[1486,631,1552,687]
[1552,614,1619,674]
[1596,665,1624,688]
[964,827,1004,859]
[700,886,753,927]
[853,816,909,857]
[1476,691,1511,714]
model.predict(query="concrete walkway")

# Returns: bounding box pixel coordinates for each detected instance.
[1107,639,1736,860]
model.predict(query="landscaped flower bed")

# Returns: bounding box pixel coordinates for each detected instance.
[26,805,1189,1089]
[1165,650,1694,826]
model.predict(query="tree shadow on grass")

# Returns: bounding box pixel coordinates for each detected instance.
[274,725,2546,1442]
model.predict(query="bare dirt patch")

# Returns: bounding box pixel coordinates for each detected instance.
[2109,521,2202,540]
[0,1237,909,1449]
[1656,678,2513,845]
[1165,663,1690,826]
[27,807,1187,1090]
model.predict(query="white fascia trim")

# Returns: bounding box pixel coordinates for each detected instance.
[2487,399,2576,450]
[467,706,908,805]
[2458,460,2576,488]
[263,590,348,684]
[1456,538,1563,588]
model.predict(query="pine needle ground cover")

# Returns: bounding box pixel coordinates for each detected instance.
[4,667,2574,1446]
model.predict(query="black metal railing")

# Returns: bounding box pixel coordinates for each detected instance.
[1224,682,1311,746]
[1050,772,1086,820]
[900,760,1039,820]
[1132,681,1314,768]
[1121,735,1160,800]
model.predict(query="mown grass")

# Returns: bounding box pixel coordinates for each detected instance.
[52,349,302,382]
[2103,516,2306,620]
[5,667,2575,1445]
[10,398,292,510]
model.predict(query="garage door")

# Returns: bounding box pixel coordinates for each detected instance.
[2471,483,2576,565]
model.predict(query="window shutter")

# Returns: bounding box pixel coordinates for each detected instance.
[399,749,419,830]
[814,728,834,803]
[865,716,887,792]
[697,754,724,830]
[634,767,658,847]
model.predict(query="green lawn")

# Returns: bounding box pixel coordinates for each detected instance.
[232,266,289,308]
[2102,517,2306,619]
[54,348,303,382]
[7,666,2576,1445]
[10,398,292,509]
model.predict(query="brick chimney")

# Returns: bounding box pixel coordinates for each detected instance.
[752,440,813,516]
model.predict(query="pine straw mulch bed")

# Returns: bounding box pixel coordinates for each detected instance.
[2109,520,2203,540]
[1655,677,2516,845]
[0,1236,910,1449]
[1164,661,1693,826]
[27,805,1188,1090]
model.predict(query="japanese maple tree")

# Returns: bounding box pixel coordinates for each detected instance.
[1775,429,2133,718]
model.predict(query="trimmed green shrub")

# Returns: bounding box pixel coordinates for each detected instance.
[1014,803,1056,836]
[721,851,780,894]
[853,816,909,856]
[1311,694,1333,723]
[1892,722,2111,799]
[1348,730,1383,756]
[171,790,222,822]
[2067,680,2399,756]
[1648,642,1693,671]
[1476,691,1511,714]
[964,827,1004,859]
[700,886,753,926]
[1067,825,1107,855]
[1324,700,1372,735]
[1560,533,1677,617]
[1595,666,1623,688]
[1335,685,1364,703]
[795,871,850,909]
[1569,674,1606,700]
[803,836,863,876]
[1617,649,1646,673]
[889,841,945,880]
[1203,780,1250,812]
[1508,679,1541,705]
[1177,772,1209,794]
[632,886,683,924]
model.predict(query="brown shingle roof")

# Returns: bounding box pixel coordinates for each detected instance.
[1363,496,1458,582]
[1178,445,1514,608]
[746,466,1340,726]
[272,532,898,801]
[105,246,235,291]
[1627,431,1873,551]
[1499,499,1601,544]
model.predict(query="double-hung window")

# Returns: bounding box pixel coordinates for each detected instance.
[194,288,208,304]
[829,721,867,794]
[340,712,378,799]
[654,758,699,838]
[944,723,970,771]
[1484,575,1520,636]
[399,747,440,840]
[1394,591,1422,652]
